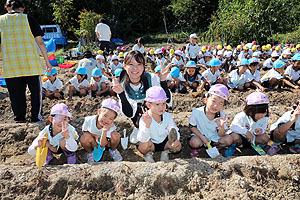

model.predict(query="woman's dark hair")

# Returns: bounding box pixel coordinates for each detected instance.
[5,0,24,9]
[99,18,106,24]
[120,50,148,95]
[244,104,269,121]
[136,37,144,45]
[83,51,92,58]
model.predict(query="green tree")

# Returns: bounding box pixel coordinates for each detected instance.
[206,0,300,45]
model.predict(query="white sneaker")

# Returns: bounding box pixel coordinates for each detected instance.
[144,151,155,163]
[160,150,170,161]
[130,127,138,144]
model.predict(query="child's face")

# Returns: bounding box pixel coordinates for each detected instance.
[76,74,85,81]
[146,102,167,116]
[282,54,290,59]
[157,54,162,59]
[249,64,258,71]
[97,59,103,64]
[93,76,101,82]
[49,115,69,132]
[98,108,116,127]
[175,55,181,60]
[276,66,285,73]
[239,65,248,73]
[112,60,119,65]
[272,57,278,62]
[294,61,300,70]
[205,95,225,114]
[211,65,219,72]
[254,112,267,121]
[205,56,212,62]
[47,74,56,82]
[190,38,197,44]
[187,68,196,76]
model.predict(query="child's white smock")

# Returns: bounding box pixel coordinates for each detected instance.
[270,110,300,142]
[284,65,300,81]
[137,112,180,144]
[261,68,283,82]
[228,69,251,88]
[69,76,89,92]
[186,43,200,59]
[82,115,117,138]
[202,69,220,83]
[28,124,79,154]
[90,76,108,91]
[43,78,63,92]
[189,106,228,142]
[246,69,260,82]
[230,112,268,137]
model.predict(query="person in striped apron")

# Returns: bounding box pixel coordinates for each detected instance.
[0,0,52,123]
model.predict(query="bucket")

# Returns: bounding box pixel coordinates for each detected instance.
[56,55,64,64]
[0,78,6,86]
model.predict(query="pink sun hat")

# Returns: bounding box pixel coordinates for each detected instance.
[207,84,229,101]
[145,86,168,103]
[50,103,72,118]
[246,92,269,105]
[101,98,121,115]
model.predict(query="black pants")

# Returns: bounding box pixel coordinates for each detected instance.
[99,41,110,56]
[5,75,42,121]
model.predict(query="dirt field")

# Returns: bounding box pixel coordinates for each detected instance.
[0,63,299,199]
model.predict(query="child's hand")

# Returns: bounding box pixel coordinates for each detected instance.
[246,131,254,143]
[103,123,114,132]
[37,136,47,148]
[214,113,227,128]
[201,135,209,145]
[142,107,152,128]
[292,105,300,121]
[254,128,263,135]
[61,121,70,139]
[95,135,101,144]
[170,139,180,152]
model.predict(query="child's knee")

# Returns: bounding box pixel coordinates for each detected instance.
[80,133,93,145]
[80,89,87,96]
[245,82,251,88]
[100,82,107,90]
[257,134,269,145]
[91,83,98,91]
[138,141,152,154]
[110,131,120,143]
[222,135,234,146]
[189,136,202,148]
[237,86,244,91]
[231,133,242,144]
[273,128,286,141]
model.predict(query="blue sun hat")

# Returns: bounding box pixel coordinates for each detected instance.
[170,67,180,78]
[91,68,102,77]
[186,60,197,68]
[45,67,57,76]
[292,54,300,61]
[114,68,123,77]
[209,58,221,67]
[76,66,87,75]
[273,59,286,69]
[237,58,250,66]
[154,65,162,73]
[248,57,260,65]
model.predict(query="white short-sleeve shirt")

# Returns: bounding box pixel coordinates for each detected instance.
[137,112,180,144]
[262,58,273,69]
[132,44,145,54]
[28,124,78,154]
[171,57,184,66]
[270,110,300,142]
[230,112,268,138]
[186,43,200,59]
[90,76,109,91]
[109,63,123,74]
[202,69,220,83]
[261,68,283,82]
[69,76,89,92]
[285,65,300,81]
[246,69,260,82]
[95,23,111,41]
[189,106,228,142]
[82,115,117,138]
[78,58,101,81]
[228,69,251,88]
[42,78,63,92]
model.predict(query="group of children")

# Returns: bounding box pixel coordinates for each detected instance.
[30,34,300,165]
[28,84,300,165]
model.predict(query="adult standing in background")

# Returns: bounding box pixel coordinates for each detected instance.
[0,0,52,123]
[95,18,111,56]
[132,37,145,56]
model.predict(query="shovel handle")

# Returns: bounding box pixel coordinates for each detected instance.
[206,142,212,149]
[123,129,126,137]
[42,132,48,148]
